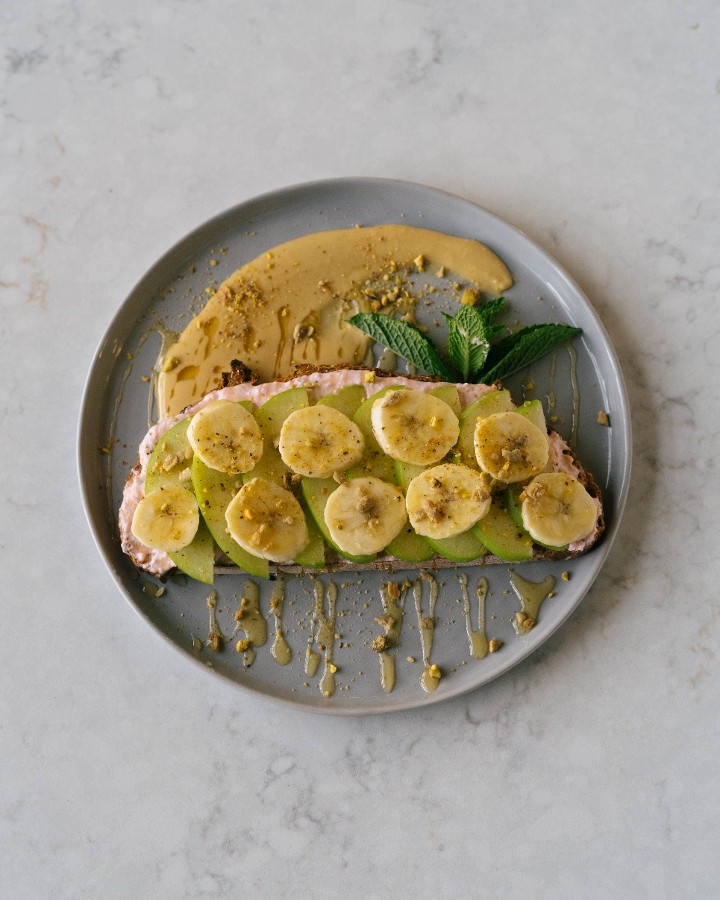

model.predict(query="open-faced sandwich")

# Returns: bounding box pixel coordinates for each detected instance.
[118,223,604,584]
[119,363,603,584]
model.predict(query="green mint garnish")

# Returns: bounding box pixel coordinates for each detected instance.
[479,323,583,383]
[348,298,582,386]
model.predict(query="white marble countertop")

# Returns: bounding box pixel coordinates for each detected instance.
[3,1,719,897]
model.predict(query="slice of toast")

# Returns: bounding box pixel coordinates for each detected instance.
[119,366,604,580]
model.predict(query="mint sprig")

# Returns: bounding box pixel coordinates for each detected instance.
[348,301,582,385]
[348,313,455,381]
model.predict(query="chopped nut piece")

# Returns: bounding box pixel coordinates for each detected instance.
[406,656,416,663]
[427,663,442,679]
[372,635,391,652]
[460,289,478,306]
[235,638,252,653]
[515,611,536,630]
[561,571,571,582]
[488,639,504,653]
[208,632,223,653]
[414,254,426,271]
[420,616,433,630]
[597,410,610,426]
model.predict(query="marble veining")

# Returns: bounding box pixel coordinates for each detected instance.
[2,0,719,897]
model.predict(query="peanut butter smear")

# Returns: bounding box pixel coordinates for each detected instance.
[157,224,513,417]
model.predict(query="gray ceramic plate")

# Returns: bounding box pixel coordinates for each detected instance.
[78,178,631,714]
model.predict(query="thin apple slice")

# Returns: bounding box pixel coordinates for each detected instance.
[145,418,215,583]
[191,457,270,578]
[245,387,310,486]
[473,496,533,562]
[456,389,514,465]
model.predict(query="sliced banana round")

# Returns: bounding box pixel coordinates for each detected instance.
[225,477,309,563]
[370,389,459,466]
[187,400,263,475]
[521,472,598,546]
[324,476,407,556]
[474,410,549,483]
[131,484,199,552]
[406,463,492,539]
[278,405,364,478]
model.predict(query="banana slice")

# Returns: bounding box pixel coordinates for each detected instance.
[324,476,407,556]
[187,400,263,475]
[371,389,459,466]
[225,477,309,563]
[278,405,364,478]
[521,472,598,546]
[474,411,549,483]
[406,463,492,539]
[131,484,200,552]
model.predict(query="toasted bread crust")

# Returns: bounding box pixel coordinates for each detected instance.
[220,358,448,389]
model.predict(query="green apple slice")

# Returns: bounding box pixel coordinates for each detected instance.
[300,476,376,564]
[393,459,428,491]
[515,398,547,433]
[191,456,270,578]
[245,387,310,485]
[473,496,534,562]
[384,523,434,562]
[456,389,514,465]
[293,512,327,569]
[429,384,461,417]
[346,386,403,481]
[424,529,486,563]
[163,518,215,584]
[317,384,366,418]
[144,418,216,583]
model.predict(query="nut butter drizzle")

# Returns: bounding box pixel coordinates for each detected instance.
[305,578,339,697]
[414,572,441,693]
[373,580,408,693]
[567,343,580,449]
[509,572,556,635]
[232,580,267,666]
[149,322,180,428]
[268,575,292,665]
[206,589,224,652]
[273,306,292,379]
[460,573,489,660]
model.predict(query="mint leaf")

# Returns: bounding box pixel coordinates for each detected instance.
[480,323,582,383]
[443,307,491,382]
[474,296,507,325]
[348,313,456,381]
